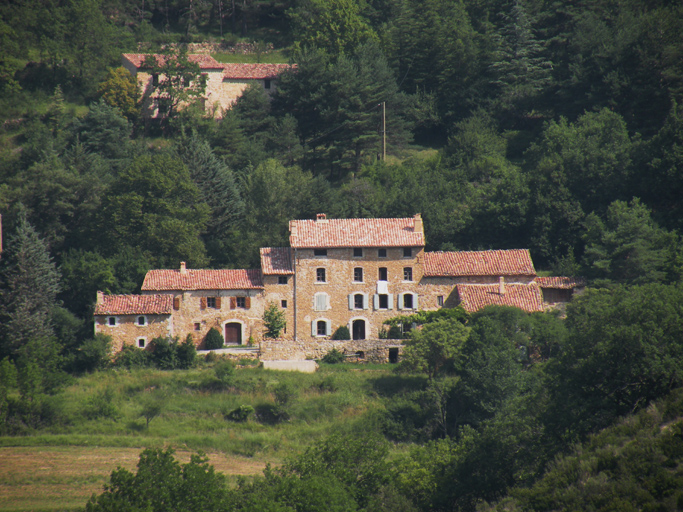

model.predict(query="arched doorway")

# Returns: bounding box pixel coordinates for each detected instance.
[225,322,242,345]
[352,319,366,340]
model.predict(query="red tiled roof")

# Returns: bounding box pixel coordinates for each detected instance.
[94,294,173,315]
[260,247,294,275]
[141,268,263,291]
[289,216,425,248]
[221,63,292,80]
[424,250,536,277]
[535,276,586,289]
[456,284,544,313]
[122,53,224,70]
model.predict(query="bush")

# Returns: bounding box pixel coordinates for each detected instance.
[274,382,297,406]
[255,403,289,425]
[176,334,197,369]
[150,337,179,370]
[114,345,151,369]
[83,388,118,420]
[263,302,286,338]
[214,361,235,387]
[332,326,351,340]
[204,328,224,350]
[75,334,112,373]
[322,348,345,364]
[226,405,254,422]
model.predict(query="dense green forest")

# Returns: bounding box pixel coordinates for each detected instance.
[1,0,683,510]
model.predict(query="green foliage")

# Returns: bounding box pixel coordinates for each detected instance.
[322,349,346,364]
[113,345,151,370]
[263,302,286,339]
[140,398,163,429]
[331,325,351,340]
[214,361,235,387]
[84,388,118,420]
[204,328,225,350]
[273,382,297,406]
[400,319,470,379]
[97,67,139,121]
[176,334,197,370]
[226,404,254,422]
[74,334,112,374]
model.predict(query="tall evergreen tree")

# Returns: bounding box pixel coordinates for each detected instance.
[0,210,60,359]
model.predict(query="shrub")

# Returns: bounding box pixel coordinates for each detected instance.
[263,302,286,338]
[322,348,345,364]
[332,326,351,340]
[114,345,151,369]
[315,376,338,393]
[204,328,224,350]
[214,361,235,387]
[255,403,289,425]
[74,334,112,373]
[84,388,118,420]
[176,334,197,369]
[226,405,254,422]
[274,382,297,406]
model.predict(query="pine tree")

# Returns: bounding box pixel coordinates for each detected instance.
[0,210,61,359]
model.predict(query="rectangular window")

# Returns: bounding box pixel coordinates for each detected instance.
[207,297,217,308]
[138,338,146,348]
[194,322,201,331]
[353,267,363,282]
[317,320,327,336]
[236,297,246,308]
[278,275,288,285]
[379,267,388,281]
[264,79,271,89]
[108,317,116,326]
[404,293,414,309]
[316,268,326,282]
[281,300,288,308]
[403,247,412,258]
[354,294,364,309]
[378,294,389,309]
[314,249,327,256]
[137,316,146,326]
[404,267,413,281]
[152,74,159,86]
[378,248,387,258]
[353,248,363,257]
[315,293,328,311]
[437,295,444,306]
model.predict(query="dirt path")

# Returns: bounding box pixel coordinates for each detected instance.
[0,446,267,511]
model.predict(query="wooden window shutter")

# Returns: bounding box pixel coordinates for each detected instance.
[245,297,251,309]
[215,297,222,309]
[200,297,207,309]
[173,297,180,310]
[230,297,236,309]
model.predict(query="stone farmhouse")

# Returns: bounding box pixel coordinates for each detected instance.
[121,53,292,119]
[94,214,584,362]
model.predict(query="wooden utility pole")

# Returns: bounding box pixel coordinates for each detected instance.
[382,101,386,161]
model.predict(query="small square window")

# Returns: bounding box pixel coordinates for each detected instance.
[403,247,412,258]
[207,297,217,308]
[281,300,288,308]
[404,267,413,281]
[378,248,387,258]
[108,317,116,326]
[437,296,444,307]
[353,267,363,282]
[194,322,201,331]
[138,338,146,348]
[316,268,326,282]
[236,297,246,308]
[314,249,327,256]
[278,275,288,285]
[353,248,363,257]
[379,267,388,281]
[137,316,146,326]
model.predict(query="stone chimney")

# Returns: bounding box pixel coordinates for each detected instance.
[316,213,328,223]
[180,261,187,274]
[499,276,505,295]
[413,213,423,234]
[96,291,104,305]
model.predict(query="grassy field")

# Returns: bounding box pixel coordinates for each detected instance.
[0,361,414,512]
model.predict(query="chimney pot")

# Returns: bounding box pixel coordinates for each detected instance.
[413,213,424,234]
[96,291,104,304]
[180,261,187,274]
[316,213,327,222]
[499,276,505,295]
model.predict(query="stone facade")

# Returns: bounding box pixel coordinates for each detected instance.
[260,338,403,364]
[95,314,172,353]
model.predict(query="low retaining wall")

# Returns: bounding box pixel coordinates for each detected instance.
[260,339,404,363]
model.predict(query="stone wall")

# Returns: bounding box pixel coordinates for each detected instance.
[94,314,172,353]
[260,337,404,363]
[262,275,295,340]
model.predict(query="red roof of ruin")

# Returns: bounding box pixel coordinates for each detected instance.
[94,294,173,315]
[122,53,224,69]
[289,216,425,248]
[260,247,294,274]
[141,268,263,291]
[456,284,544,313]
[221,63,292,80]
[424,250,536,277]
[535,276,586,289]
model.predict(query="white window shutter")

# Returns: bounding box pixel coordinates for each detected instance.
[311,321,316,336]
[348,294,354,310]
[398,293,404,310]
[413,293,419,310]
[326,320,332,336]
[326,294,330,310]
[373,294,379,310]
[363,293,369,310]
[388,293,394,310]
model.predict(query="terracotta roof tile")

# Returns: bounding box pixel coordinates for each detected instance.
[122,53,224,69]
[221,63,292,80]
[260,247,294,275]
[290,216,425,248]
[141,268,263,291]
[94,294,173,315]
[535,276,586,289]
[456,284,544,313]
[424,250,536,277]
